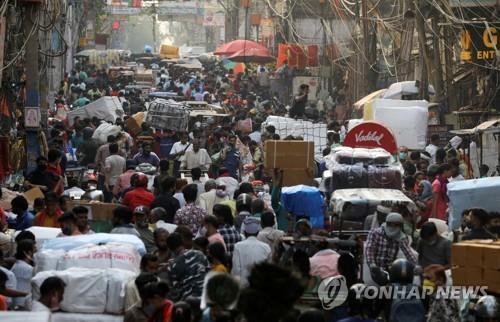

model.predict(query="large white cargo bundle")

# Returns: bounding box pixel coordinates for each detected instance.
[32,268,137,315]
[365,99,428,150]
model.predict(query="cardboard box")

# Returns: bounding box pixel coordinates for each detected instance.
[483,269,500,293]
[125,112,145,137]
[465,243,486,268]
[264,140,314,169]
[483,244,500,270]
[282,168,315,187]
[452,267,483,287]
[451,243,467,267]
[23,187,44,206]
[67,200,118,221]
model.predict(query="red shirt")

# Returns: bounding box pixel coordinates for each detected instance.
[122,187,154,210]
[34,208,63,228]
[47,164,62,176]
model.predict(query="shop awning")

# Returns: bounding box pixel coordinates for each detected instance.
[450,118,500,135]
[353,89,386,110]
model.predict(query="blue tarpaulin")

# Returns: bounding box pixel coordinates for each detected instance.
[281,185,324,228]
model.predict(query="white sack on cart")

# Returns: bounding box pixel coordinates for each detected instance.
[41,233,146,255]
[32,268,107,314]
[105,268,137,314]
[56,243,140,273]
[34,249,65,274]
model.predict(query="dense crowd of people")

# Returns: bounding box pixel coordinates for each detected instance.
[0,60,499,322]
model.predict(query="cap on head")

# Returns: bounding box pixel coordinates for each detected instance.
[236,193,253,207]
[243,217,261,235]
[376,205,391,214]
[385,212,403,224]
[134,205,149,215]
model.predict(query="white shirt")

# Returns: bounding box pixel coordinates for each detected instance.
[0,266,16,308]
[198,190,229,216]
[105,154,126,186]
[425,144,439,164]
[448,174,465,182]
[31,300,51,312]
[184,149,212,170]
[248,131,262,144]
[156,220,178,233]
[216,177,239,199]
[11,260,33,308]
[193,180,205,200]
[170,142,193,161]
[174,192,186,208]
[231,236,271,286]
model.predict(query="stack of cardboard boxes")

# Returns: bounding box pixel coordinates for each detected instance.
[451,240,500,293]
[67,200,118,221]
[264,140,315,187]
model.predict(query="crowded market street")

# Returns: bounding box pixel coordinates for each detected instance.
[0,0,499,321]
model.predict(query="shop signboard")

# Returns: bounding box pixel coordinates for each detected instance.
[460,24,500,62]
[343,121,398,155]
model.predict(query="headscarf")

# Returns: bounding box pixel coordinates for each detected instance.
[419,180,433,201]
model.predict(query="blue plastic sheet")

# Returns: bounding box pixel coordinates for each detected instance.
[42,233,146,255]
[281,185,324,228]
[448,177,500,230]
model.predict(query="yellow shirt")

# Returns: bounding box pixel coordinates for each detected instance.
[211,263,228,273]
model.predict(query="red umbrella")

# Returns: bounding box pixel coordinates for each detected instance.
[228,47,275,63]
[214,39,267,56]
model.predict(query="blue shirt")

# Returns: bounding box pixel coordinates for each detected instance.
[8,211,35,231]
[133,152,160,167]
[223,148,240,179]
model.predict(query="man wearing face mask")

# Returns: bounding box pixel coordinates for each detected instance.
[416,222,451,269]
[134,206,156,253]
[398,146,409,163]
[365,213,418,286]
[31,277,66,312]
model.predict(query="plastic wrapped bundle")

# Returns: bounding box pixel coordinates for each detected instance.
[32,268,137,314]
[145,99,189,131]
[352,148,371,165]
[262,116,328,155]
[32,268,108,313]
[328,164,368,193]
[41,233,146,255]
[448,177,500,230]
[281,185,324,228]
[366,165,402,189]
[57,242,141,273]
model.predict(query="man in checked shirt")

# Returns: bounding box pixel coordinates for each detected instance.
[365,212,418,285]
